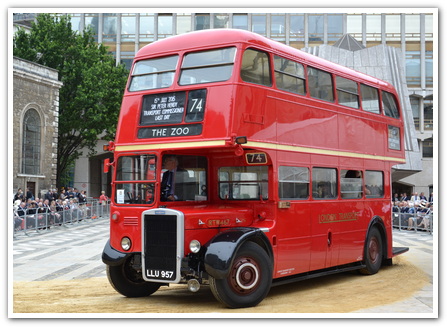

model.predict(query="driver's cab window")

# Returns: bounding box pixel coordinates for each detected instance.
[160,155,207,201]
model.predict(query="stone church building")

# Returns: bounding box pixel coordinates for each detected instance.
[12,57,63,199]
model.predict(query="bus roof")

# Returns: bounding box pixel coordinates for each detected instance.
[135,29,389,88]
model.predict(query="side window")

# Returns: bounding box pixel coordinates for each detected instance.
[382,91,400,118]
[365,171,384,198]
[274,56,306,95]
[218,166,268,200]
[308,67,334,102]
[336,76,359,109]
[340,170,363,199]
[278,166,309,199]
[312,167,337,199]
[361,84,380,114]
[240,49,272,86]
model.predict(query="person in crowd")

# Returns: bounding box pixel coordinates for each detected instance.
[410,192,420,202]
[14,188,25,203]
[25,187,34,201]
[49,200,62,225]
[417,201,432,230]
[420,192,427,201]
[99,191,109,205]
[400,193,409,201]
[13,200,25,231]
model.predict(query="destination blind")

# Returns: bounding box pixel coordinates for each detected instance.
[140,92,186,125]
[140,89,207,126]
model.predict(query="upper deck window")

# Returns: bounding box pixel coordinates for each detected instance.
[308,67,334,102]
[382,91,400,118]
[336,76,359,109]
[241,49,272,86]
[274,56,306,95]
[129,55,178,91]
[179,47,236,85]
[360,84,380,114]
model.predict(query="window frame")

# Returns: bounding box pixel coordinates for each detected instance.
[336,76,359,109]
[278,166,310,200]
[274,55,306,95]
[307,66,334,102]
[240,48,272,87]
[312,167,338,200]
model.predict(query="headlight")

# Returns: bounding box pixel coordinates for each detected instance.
[189,240,201,253]
[121,237,132,251]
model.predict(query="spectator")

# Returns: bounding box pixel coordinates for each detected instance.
[99,191,109,205]
[14,188,24,203]
[410,192,420,202]
[45,190,55,203]
[417,203,432,230]
[13,201,24,231]
[400,193,409,201]
[49,200,62,225]
[26,187,34,201]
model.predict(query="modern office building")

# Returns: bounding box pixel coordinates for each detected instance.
[12,11,436,198]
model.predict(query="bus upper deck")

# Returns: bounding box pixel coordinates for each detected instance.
[113,29,404,165]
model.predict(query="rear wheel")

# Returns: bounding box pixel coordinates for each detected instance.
[106,255,161,297]
[360,227,383,275]
[209,241,272,308]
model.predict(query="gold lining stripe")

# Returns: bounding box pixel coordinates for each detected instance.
[114,139,405,163]
[245,141,406,163]
[115,140,226,152]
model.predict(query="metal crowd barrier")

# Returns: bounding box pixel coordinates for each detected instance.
[13,199,110,237]
[392,208,433,235]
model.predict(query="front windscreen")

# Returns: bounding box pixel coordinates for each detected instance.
[179,47,236,85]
[114,154,157,204]
[129,55,179,91]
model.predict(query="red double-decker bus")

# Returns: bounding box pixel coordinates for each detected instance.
[102,29,408,308]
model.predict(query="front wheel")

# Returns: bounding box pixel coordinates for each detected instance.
[359,227,383,275]
[209,241,272,308]
[106,255,161,297]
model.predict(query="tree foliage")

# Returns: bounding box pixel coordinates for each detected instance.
[13,13,128,187]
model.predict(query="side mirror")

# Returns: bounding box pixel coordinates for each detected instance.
[104,158,111,173]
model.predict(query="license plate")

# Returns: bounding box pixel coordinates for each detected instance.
[145,269,174,280]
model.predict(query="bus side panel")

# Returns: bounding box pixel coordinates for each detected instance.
[231,85,270,140]
[274,96,339,151]
[309,201,345,270]
[274,203,312,277]
[332,200,366,266]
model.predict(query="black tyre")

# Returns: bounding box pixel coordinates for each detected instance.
[209,241,272,308]
[106,256,161,297]
[359,227,383,275]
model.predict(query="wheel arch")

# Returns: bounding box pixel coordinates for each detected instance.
[364,216,388,262]
[203,227,273,280]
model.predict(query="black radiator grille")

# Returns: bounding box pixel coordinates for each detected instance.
[143,214,178,281]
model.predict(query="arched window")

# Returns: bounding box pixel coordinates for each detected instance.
[22,109,41,175]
